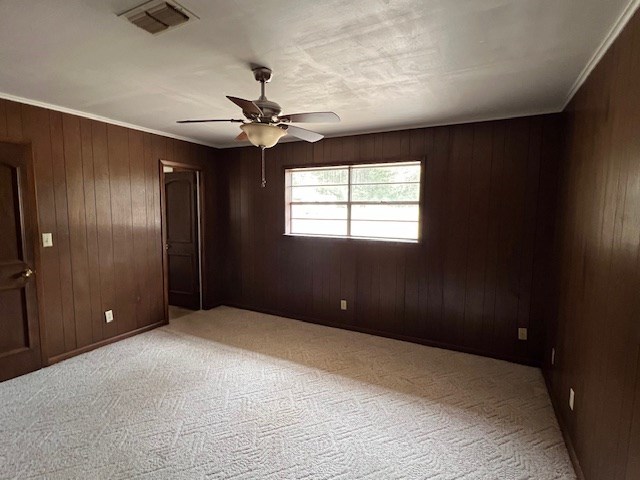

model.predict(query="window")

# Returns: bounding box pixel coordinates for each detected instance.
[285,161,422,241]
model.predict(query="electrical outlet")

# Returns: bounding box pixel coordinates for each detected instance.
[105,310,114,323]
[340,300,347,310]
[569,388,575,411]
[42,233,53,248]
[551,347,556,366]
[518,327,528,341]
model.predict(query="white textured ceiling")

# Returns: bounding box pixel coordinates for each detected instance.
[0,0,635,147]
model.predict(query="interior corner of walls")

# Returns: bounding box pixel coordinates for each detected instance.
[561,0,640,111]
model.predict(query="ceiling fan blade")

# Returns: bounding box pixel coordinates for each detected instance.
[235,131,248,142]
[279,112,340,123]
[177,119,244,124]
[226,96,263,116]
[282,125,324,143]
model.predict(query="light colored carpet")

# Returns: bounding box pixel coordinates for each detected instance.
[0,307,575,479]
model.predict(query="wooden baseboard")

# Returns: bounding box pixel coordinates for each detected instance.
[222,302,541,368]
[47,322,164,365]
[543,370,586,480]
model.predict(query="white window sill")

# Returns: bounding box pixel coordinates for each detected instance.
[282,233,420,244]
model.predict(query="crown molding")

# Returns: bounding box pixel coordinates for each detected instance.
[561,0,640,110]
[0,91,219,148]
[217,108,560,148]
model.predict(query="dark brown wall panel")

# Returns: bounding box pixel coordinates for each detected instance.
[49,111,76,353]
[219,114,562,365]
[0,99,219,365]
[79,118,103,344]
[546,9,640,480]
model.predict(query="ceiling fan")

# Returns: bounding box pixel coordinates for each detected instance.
[177,66,340,187]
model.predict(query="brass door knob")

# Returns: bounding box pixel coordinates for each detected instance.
[21,268,34,279]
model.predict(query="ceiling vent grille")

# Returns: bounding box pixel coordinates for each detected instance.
[119,1,197,35]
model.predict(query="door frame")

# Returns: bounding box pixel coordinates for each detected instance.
[0,139,46,372]
[159,159,206,322]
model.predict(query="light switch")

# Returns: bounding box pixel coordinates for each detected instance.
[42,233,53,248]
[569,388,575,411]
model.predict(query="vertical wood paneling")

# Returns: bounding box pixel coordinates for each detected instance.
[220,114,561,365]
[0,100,8,137]
[0,99,218,366]
[150,135,167,321]
[481,122,505,351]
[494,119,529,357]
[79,118,103,344]
[443,124,473,346]
[627,350,640,479]
[61,114,92,348]
[546,9,640,480]
[464,122,493,350]
[91,121,118,340]
[49,111,76,352]
[424,127,448,341]
[515,118,542,360]
[128,130,148,328]
[143,133,158,326]
[529,118,561,361]
[5,100,23,139]
[107,125,136,335]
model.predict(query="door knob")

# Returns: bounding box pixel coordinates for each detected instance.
[21,268,34,279]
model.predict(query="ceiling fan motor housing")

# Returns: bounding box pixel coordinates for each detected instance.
[254,99,282,121]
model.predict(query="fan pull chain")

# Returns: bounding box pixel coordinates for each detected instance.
[261,146,266,188]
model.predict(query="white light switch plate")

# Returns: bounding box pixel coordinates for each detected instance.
[105,310,114,323]
[569,388,575,411]
[42,233,53,248]
[340,300,347,310]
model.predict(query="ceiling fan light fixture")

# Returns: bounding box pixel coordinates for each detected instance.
[240,123,287,148]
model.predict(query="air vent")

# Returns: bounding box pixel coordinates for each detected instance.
[119,1,198,35]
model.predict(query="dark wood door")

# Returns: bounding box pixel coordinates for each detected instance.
[0,142,41,382]
[164,171,200,310]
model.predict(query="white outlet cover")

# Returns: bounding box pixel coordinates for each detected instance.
[569,388,575,411]
[42,233,53,248]
[518,327,528,341]
[105,310,114,323]
[340,300,347,310]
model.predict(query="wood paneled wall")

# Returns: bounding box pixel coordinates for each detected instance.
[0,99,220,364]
[546,9,640,480]
[219,114,562,365]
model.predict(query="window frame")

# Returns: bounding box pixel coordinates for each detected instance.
[284,158,424,243]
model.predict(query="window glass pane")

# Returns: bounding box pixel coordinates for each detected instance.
[351,164,420,184]
[351,204,419,221]
[291,168,348,186]
[350,220,419,240]
[291,185,348,202]
[291,204,347,220]
[290,219,347,236]
[351,183,420,202]
[285,162,422,241]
